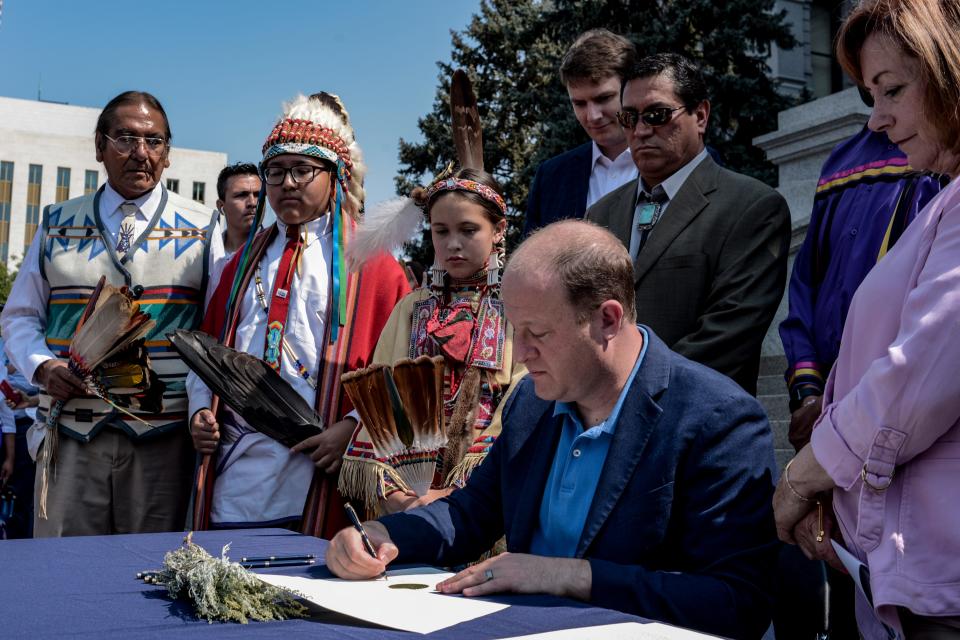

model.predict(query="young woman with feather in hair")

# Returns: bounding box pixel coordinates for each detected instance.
[340,71,525,517]
[341,167,525,517]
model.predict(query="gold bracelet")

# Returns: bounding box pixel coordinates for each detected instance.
[783,458,816,501]
[784,459,825,543]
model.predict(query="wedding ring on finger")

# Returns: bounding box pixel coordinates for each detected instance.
[483,569,494,582]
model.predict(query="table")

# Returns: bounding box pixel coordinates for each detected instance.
[0,528,646,639]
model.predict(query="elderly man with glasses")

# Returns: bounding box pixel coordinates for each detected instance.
[587,54,790,395]
[0,91,216,537]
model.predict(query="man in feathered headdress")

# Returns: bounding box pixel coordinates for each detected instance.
[187,92,409,537]
[0,91,215,537]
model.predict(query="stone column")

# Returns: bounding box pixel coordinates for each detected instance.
[752,86,870,356]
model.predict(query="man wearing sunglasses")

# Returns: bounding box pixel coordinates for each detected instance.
[587,54,790,395]
[0,91,215,537]
[523,29,637,236]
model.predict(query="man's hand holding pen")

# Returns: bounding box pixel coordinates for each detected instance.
[325,519,398,580]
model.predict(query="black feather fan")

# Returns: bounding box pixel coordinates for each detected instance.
[168,329,322,448]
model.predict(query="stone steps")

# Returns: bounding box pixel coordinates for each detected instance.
[758,355,791,478]
[757,374,786,397]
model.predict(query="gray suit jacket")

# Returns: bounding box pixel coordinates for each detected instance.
[586,155,790,394]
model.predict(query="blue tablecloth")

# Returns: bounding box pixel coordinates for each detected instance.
[0,528,645,638]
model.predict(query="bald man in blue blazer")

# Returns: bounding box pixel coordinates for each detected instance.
[327,222,778,640]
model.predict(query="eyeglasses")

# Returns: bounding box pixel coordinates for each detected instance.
[616,106,687,129]
[262,165,330,186]
[103,134,168,156]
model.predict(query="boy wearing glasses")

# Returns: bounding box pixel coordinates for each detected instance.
[187,93,408,537]
[523,29,637,236]
[0,91,215,537]
[587,54,790,395]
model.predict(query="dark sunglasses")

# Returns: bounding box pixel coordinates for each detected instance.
[616,105,686,129]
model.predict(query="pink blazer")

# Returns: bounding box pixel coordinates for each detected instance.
[812,176,960,633]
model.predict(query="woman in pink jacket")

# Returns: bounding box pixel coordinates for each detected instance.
[773,1,960,637]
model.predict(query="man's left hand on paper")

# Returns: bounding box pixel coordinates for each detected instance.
[436,552,592,602]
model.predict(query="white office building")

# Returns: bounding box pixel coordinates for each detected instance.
[0,95,227,267]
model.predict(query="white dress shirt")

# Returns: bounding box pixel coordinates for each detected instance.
[186,216,332,525]
[204,214,237,307]
[628,148,709,258]
[586,142,638,209]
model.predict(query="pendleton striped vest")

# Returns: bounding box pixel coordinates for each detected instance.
[38,186,214,441]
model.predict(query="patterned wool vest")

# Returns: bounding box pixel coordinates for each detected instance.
[38,186,214,441]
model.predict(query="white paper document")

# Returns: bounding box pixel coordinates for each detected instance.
[831,540,871,603]
[496,621,722,639]
[258,566,509,634]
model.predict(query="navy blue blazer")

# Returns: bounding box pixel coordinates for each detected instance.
[380,329,778,640]
[523,142,592,237]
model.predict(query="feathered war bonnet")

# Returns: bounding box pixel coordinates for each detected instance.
[348,71,506,278]
[227,92,367,345]
[260,92,367,219]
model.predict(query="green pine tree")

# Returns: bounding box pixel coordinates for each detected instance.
[396,0,796,265]
[0,259,18,306]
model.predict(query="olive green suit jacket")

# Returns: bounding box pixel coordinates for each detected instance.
[586,155,790,394]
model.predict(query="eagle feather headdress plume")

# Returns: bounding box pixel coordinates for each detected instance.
[347,69,484,267]
[340,356,446,497]
[449,68,484,171]
[38,276,161,518]
[168,330,323,448]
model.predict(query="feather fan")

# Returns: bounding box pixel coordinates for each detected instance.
[346,196,423,270]
[44,276,157,431]
[450,69,484,171]
[167,330,323,448]
[340,356,446,496]
[39,276,160,519]
[68,280,155,375]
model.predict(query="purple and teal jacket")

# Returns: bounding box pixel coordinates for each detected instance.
[779,127,945,410]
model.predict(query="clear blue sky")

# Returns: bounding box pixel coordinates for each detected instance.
[0,0,479,205]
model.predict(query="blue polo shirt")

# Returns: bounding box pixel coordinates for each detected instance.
[529,328,648,558]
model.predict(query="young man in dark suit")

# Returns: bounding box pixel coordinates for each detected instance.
[523,29,637,236]
[587,54,790,394]
[326,222,778,640]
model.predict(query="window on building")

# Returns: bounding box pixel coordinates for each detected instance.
[166,178,180,193]
[25,164,43,247]
[84,170,99,195]
[0,161,13,262]
[192,181,205,203]
[56,167,71,203]
[810,1,843,98]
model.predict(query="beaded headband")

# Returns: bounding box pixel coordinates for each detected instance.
[261,118,353,183]
[423,178,507,215]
